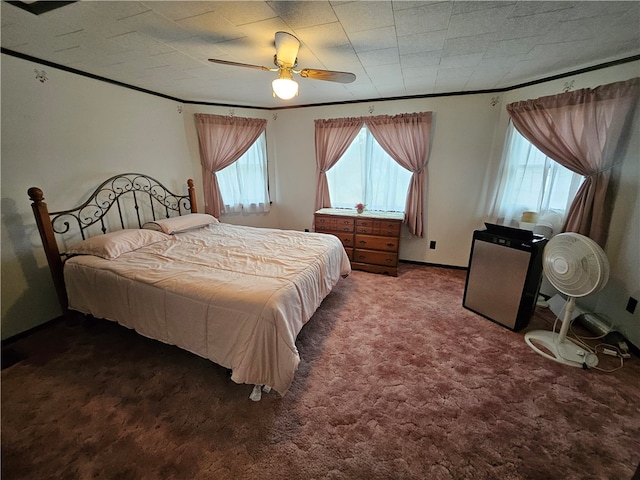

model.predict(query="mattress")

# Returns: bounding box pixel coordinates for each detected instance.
[64,223,351,396]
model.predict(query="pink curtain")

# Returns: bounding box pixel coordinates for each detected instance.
[195,114,267,218]
[365,112,433,237]
[507,78,639,246]
[314,117,365,211]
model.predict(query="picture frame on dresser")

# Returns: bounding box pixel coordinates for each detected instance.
[314,208,403,276]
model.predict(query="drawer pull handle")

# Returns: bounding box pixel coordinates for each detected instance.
[386,243,395,247]
[359,241,367,245]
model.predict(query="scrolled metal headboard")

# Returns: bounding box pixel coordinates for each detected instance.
[47,173,195,240]
[28,173,198,313]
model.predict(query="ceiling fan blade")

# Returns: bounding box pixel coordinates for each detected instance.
[274,31,300,67]
[208,58,273,72]
[299,69,356,84]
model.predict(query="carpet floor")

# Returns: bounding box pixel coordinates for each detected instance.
[2,263,639,480]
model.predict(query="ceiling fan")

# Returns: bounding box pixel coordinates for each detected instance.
[208,31,356,100]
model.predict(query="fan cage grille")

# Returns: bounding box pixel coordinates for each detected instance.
[542,233,609,297]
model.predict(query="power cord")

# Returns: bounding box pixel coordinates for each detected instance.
[591,343,625,373]
[548,303,625,373]
[569,310,614,341]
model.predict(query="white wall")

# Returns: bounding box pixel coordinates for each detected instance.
[2,51,638,349]
[272,95,502,267]
[595,108,640,349]
[1,54,196,338]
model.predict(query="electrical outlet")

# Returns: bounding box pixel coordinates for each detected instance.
[626,296,637,314]
[429,240,436,249]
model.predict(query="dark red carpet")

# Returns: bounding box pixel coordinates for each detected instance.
[2,264,639,479]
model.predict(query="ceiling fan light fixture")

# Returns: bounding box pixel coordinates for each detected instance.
[272,69,298,100]
[209,31,356,101]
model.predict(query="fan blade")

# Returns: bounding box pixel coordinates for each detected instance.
[208,58,272,72]
[299,69,356,84]
[274,31,300,67]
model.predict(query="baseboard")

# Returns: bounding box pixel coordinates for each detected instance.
[399,259,467,270]
[1,316,64,347]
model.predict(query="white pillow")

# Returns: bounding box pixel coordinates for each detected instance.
[142,213,218,234]
[66,229,169,259]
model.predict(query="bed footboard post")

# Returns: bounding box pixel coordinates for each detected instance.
[28,187,68,313]
[187,179,198,214]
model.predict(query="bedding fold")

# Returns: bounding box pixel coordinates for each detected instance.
[64,223,351,396]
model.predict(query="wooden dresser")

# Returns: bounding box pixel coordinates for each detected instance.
[314,208,404,276]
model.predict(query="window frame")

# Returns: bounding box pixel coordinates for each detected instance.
[325,125,412,213]
[217,131,271,214]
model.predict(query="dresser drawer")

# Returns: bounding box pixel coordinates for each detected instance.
[335,217,355,232]
[315,223,333,233]
[355,218,401,236]
[355,234,399,252]
[355,218,375,229]
[315,209,401,276]
[344,247,354,261]
[355,224,374,234]
[353,249,398,267]
[314,215,334,230]
[315,214,354,233]
[376,221,401,236]
[330,232,354,248]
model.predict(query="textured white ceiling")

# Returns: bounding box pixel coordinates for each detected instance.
[2,1,638,108]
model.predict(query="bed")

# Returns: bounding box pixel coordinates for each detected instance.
[28,173,351,399]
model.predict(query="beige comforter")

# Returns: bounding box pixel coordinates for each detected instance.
[64,223,351,396]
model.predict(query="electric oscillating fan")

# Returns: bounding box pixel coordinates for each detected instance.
[525,232,610,368]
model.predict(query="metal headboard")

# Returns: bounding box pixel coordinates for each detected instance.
[47,173,195,241]
[28,173,198,313]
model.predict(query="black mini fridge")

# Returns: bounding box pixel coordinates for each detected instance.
[463,224,547,331]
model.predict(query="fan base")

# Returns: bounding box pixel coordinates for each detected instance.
[525,330,599,368]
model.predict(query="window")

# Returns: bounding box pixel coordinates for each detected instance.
[326,127,412,212]
[217,132,270,214]
[493,123,582,229]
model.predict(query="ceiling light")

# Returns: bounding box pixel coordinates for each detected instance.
[272,69,298,100]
